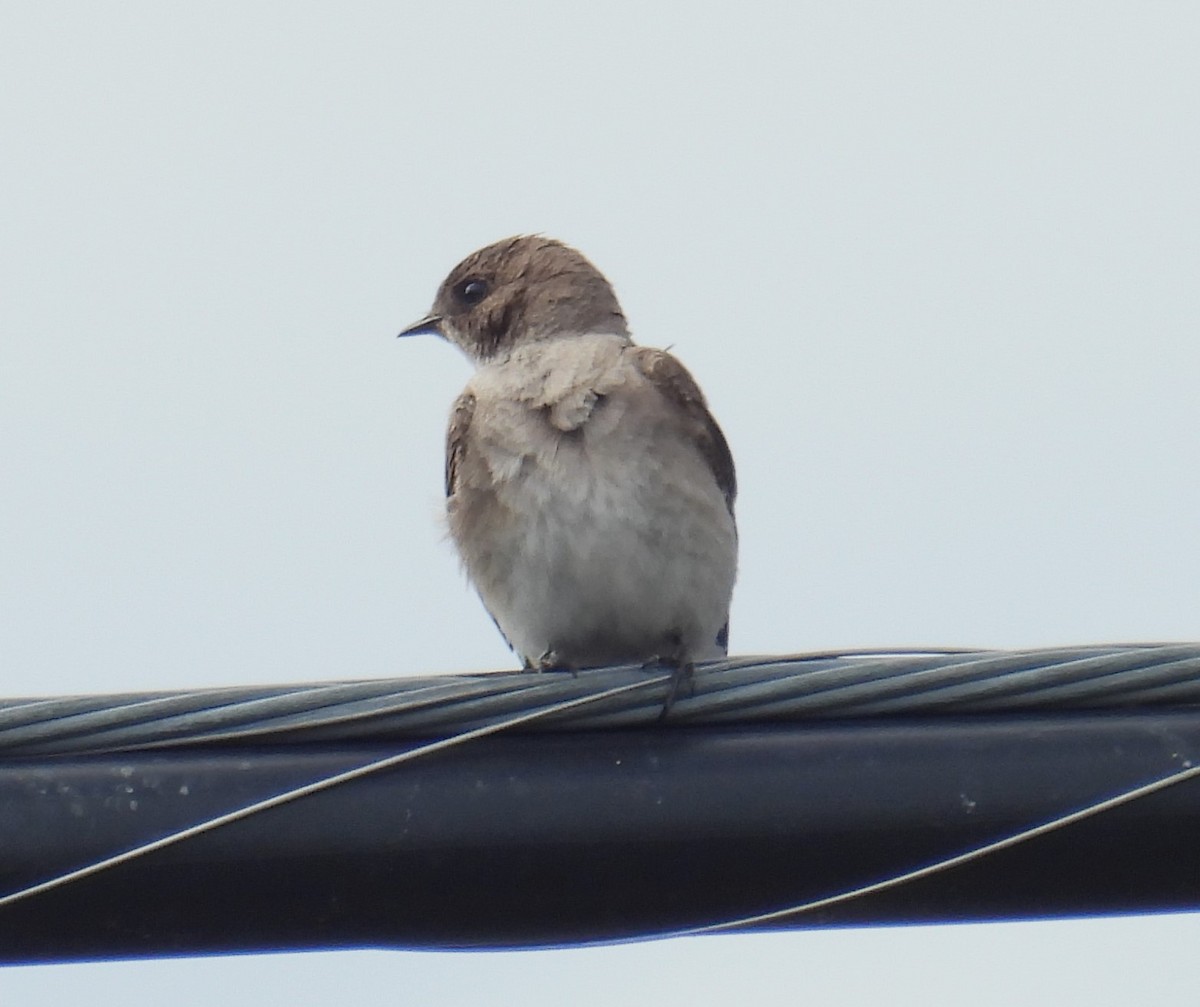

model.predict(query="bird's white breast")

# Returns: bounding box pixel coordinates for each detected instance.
[449,333,736,668]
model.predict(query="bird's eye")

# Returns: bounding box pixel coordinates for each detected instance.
[454,278,489,306]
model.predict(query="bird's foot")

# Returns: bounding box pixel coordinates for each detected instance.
[644,643,694,721]
[525,650,578,675]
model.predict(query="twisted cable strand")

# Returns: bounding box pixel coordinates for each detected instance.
[2,643,1198,756]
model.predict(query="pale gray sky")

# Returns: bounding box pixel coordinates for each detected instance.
[2,2,1198,1003]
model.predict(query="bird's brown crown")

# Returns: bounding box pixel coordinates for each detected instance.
[425,236,630,361]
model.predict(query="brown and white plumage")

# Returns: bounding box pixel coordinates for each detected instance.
[399,236,737,671]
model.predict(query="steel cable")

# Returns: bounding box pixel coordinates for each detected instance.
[2,643,1199,756]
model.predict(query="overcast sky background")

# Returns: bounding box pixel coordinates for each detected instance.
[2,2,1198,1002]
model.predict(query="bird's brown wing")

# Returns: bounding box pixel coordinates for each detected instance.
[443,391,519,655]
[445,392,477,498]
[628,346,737,514]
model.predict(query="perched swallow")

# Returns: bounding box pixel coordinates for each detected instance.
[399,236,737,688]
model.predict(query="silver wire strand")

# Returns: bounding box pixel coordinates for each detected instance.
[2,643,1198,756]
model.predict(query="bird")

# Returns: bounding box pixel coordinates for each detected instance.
[398,235,737,695]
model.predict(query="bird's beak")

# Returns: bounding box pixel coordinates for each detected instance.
[397,314,443,338]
